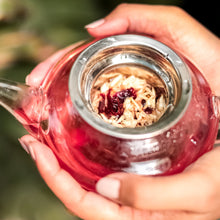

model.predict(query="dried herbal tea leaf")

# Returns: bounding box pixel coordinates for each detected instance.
[91,66,168,128]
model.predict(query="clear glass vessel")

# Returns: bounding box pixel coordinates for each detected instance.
[0,34,219,191]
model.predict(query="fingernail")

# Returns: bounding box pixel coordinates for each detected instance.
[18,138,36,161]
[85,18,105,29]
[25,74,30,84]
[96,177,120,199]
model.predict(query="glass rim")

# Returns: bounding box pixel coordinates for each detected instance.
[69,34,192,139]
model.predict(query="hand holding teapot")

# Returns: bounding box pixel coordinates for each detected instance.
[2,4,220,220]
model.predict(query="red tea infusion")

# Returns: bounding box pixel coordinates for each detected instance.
[0,35,219,191]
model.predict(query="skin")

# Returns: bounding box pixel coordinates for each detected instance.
[20,4,220,220]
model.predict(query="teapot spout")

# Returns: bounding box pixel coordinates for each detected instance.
[0,78,44,135]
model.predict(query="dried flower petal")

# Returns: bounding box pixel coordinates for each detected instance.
[91,66,167,128]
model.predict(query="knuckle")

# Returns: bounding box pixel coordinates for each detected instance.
[196,174,217,210]
[203,181,217,205]
[123,179,146,209]
[116,3,129,11]
[129,188,142,208]
[167,5,188,17]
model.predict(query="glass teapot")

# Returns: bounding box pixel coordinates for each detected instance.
[0,34,219,191]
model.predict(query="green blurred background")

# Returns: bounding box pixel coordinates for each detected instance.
[0,0,218,220]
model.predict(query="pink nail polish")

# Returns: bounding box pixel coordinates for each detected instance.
[85,19,105,29]
[18,139,36,161]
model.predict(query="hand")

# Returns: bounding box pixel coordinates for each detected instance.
[19,4,220,220]
[19,137,220,220]
[20,46,146,220]
[86,4,220,95]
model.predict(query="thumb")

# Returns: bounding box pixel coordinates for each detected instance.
[96,148,220,212]
[85,4,220,95]
[26,42,84,87]
[85,4,196,41]
[96,173,205,211]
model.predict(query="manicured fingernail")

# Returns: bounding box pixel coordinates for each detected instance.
[85,18,105,29]
[96,177,120,199]
[18,138,36,161]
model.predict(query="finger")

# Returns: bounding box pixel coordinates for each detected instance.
[26,48,68,87]
[86,4,220,94]
[26,42,82,87]
[18,135,126,220]
[96,148,220,212]
[86,4,202,42]
[86,3,219,54]
[18,135,215,220]
[18,137,199,220]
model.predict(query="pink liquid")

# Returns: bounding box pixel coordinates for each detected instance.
[15,42,219,191]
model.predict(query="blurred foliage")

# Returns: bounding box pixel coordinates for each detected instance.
[1,0,217,219]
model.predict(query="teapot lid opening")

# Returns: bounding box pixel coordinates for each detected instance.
[69,34,192,139]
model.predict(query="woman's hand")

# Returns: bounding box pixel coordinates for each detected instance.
[86,4,220,95]
[19,4,220,220]
[19,135,220,220]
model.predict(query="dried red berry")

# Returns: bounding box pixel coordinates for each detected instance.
[144,107,153,114]
[98,87,137,118]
